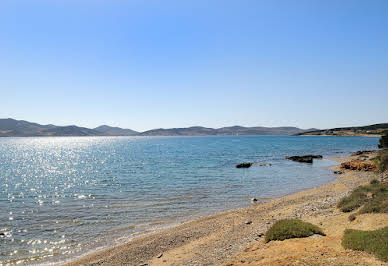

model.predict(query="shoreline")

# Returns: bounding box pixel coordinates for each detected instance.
[65,152,387,266]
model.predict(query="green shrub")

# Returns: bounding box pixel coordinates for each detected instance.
[337,191,367,212]
[265,219,325,243]
[342,227,388,262]
[338,180,388,220]
[374,150,388,172]
[378,132,388,149]
[358,186,388,215]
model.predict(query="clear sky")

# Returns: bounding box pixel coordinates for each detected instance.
[1,0,387,131]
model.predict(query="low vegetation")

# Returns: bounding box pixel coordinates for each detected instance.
[299,123,388,136]
[342,227,388,262]
[378,131,388,149]
[265,219,325,243]
[337,180,388,219]
[374,149,388,172]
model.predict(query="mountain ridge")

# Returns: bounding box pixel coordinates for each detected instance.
[0,118,318,137]
[140,126,317,136]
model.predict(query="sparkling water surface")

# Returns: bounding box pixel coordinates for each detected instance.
[0,136,378,264]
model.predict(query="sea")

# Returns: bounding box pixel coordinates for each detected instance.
[0,135,379,265]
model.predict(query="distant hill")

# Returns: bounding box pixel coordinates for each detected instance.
[0,118,133,137]
[140,126,214,136]
[0,118,56,136]
[41,125,102,136]
[140,126,317,136]
[298,123,388,136]
[94,125,138,136]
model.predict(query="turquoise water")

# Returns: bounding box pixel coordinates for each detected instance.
[0,136,378,264]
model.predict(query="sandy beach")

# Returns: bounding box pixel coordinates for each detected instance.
[66,153,388,266]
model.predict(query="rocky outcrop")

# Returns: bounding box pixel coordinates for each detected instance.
[236,162,271,168]
[236,163,253,168]
[340,159,376,171]
[286,155,323,163]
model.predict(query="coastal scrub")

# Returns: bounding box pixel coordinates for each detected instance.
[337,180,388,219]
[374,149,388,172]
[342,227,388,262]
[378,131,388,149]
[265,219,325,243]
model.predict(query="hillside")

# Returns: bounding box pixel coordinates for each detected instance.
[140,126,215,136]
[298,123,388,136]
[94,125,138,136]
[41,126,102,136]
[0,118,56,137]
[0,119,132,137]
[140,126,317,136]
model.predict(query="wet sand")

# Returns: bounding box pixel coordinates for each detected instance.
[66,153,387,266]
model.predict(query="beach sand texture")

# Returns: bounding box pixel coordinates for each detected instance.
[66,154,388,266]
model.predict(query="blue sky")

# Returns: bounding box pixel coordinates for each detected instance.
[1,0,387,131]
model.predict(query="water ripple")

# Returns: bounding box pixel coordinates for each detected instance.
[0,136,378,264]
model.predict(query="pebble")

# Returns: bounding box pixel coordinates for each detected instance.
[245,221,252,225]
[157,253,163,258]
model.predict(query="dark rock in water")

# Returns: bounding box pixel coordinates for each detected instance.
[309,155,322,159]
[258,163,272,166]
[286,155,322,163]
[251,198,258,202]
[0,232,4,236]
[236,163,253,168]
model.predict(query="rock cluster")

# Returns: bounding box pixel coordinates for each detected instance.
[236,162,272,168]
[236,163,253,168]
[340,159,376,171]
[286,155,323,163]
[258,163,272,166]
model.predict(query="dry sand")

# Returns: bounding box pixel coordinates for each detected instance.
[66,153,388,266]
